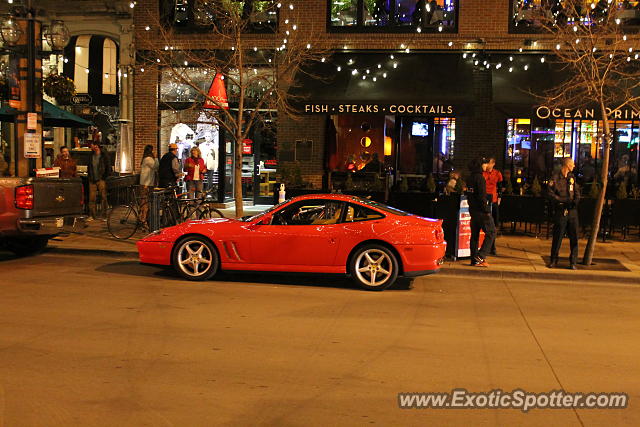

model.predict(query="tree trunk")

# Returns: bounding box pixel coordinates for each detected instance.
[582,101,611,265]
[234,130,244,218]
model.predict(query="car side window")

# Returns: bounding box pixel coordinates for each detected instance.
[271,200,345,225]
[344,203,385,223]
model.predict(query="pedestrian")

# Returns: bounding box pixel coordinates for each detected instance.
[444,170,460,195]
[482,157,503,255]
[184,146,207,198]
[547,157,580,270]
[466,157,496,267]
[87,143,112,220]
[53,146,77,178]
[158,143,181,188]
[139,144,158,226]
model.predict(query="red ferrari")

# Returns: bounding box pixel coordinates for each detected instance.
[137,194,446,290]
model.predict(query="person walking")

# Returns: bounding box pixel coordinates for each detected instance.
[158,143,181,188]
[482,157,503,255]
[466,157,496,267]
[87,143,112,220]
[184,146,207,198]
[53,146,77,178]
[139,144,158,226]
[547,157,580,270]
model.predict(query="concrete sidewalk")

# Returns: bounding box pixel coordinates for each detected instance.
[439,234,640,284]
[48,214,640,284]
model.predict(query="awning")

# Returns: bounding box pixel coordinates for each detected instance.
[0,104,16,122]
[492,55,567,117]
[43,101,94,127]
[0,101,92,127]
[290,53,473,115]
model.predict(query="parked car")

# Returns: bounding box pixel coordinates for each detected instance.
[137,194,446,290]
[0,177,87,256]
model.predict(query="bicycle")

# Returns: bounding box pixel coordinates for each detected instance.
[107,185,147,239]
[176,187,225,221]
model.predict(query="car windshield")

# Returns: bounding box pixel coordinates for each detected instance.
[352,197,410,216]
[240,200,289,222]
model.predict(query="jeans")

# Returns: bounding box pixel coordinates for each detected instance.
[187,180,203,197]
[89,180,107,218]
[550,209,579,265]
[470,210,497,261]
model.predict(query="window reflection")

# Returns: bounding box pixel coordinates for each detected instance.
[330,0,457,30]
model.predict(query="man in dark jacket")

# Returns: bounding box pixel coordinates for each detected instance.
[547,157,580,269]
[159,143,182,188]
[466,157,496,267]
[87,143,112,220]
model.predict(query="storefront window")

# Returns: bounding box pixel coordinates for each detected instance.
[162,0,277,32]
[329,0,457,31]
[511,0,640,32]
[505,117,640,186]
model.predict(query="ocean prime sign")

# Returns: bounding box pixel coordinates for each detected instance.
[536,105,640,120]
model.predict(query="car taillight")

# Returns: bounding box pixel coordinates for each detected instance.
[15,184,34,210]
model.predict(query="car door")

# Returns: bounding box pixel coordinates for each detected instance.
[248,199,345,266]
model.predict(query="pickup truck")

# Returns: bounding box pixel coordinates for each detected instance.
[0,177,87,256]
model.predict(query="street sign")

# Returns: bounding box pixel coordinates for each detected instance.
[27,113,37,130]
[24,133,42,159]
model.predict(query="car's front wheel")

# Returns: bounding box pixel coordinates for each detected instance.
[350,244,398,291]
[172,236,219,281]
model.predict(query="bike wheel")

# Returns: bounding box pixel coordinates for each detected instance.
[107,205,139,239]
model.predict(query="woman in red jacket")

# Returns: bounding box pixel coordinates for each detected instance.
[184,146,207,198]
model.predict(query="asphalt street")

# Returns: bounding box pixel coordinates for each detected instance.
[0,247,638,426]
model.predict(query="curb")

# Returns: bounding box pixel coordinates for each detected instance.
[46,246,139,259]
[438,267,640,284]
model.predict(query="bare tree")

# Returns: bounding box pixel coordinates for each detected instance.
[531,0,640,265]
[137,1,326,217]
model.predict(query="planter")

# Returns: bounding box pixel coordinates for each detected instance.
[500,195,547,224]
[611,198,640,228]
[388,192,437,218]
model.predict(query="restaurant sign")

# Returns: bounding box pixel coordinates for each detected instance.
[536,106,640,120]
[303,103,456,115]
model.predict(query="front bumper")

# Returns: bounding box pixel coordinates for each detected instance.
[17,215,87,235]
[137,239,174,266]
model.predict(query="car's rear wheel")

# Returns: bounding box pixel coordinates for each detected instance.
[172,236,219,281]
[350,244,398,291]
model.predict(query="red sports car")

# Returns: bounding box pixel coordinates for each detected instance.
[137,194,446,290]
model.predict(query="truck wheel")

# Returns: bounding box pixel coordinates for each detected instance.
[6,237,49,257]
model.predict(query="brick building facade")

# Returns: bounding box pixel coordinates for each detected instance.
[133,0,640,202]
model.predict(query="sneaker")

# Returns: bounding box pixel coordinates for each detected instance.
[547,259,558,269]
[473,260,490,267]
[568,264,577,270]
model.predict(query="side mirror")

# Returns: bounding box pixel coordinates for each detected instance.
[259,216,271,225]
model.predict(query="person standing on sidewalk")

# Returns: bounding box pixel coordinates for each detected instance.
[184,146,207,198]
[158,143,181,188]
[547,157,580,270]
[467,157,496,267]
[87,143,112,220]
[139,144,158,226]
[483,157,503,255]
[53,146,77,178]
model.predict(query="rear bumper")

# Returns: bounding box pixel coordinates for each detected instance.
[17,215,87,235]
[397,242,447,276]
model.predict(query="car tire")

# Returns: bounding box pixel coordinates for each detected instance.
[349,244,398,291]
[172,236,219,281]
[5,236,49,257]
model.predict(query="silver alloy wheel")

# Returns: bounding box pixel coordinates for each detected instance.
[354,249,393,287]
[176,240,213,277]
